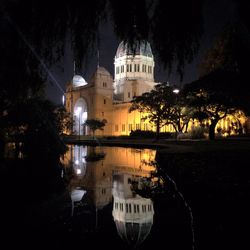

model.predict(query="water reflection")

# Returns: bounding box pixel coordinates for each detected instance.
[63,146,156,246]
[72,145,87,177]
[112,173,154,247]
[70,188,86,216]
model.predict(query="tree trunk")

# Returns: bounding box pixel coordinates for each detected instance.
[209,120,218,140]
[184,123,189,133]
[156,119,160,140]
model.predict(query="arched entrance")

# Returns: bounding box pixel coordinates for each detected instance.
[74,98,88,135]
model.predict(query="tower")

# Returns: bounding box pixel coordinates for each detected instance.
[114,41,156,102]
[65,67,113,136]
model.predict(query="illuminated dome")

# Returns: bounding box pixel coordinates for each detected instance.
[114,40,155,94]
[72,75,87,87]
[116,41,153,58]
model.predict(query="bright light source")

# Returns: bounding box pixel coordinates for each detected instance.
[75,159,79,165]
[82,111,88,122]
[76,169,81,175]
[173,88,180,94]
[75,106,82,116]
[62,95,65,105]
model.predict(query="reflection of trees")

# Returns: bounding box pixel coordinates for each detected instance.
[85,151,105,162]
[84,146,106,162]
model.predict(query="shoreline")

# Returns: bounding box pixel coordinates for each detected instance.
[62,135,250,153]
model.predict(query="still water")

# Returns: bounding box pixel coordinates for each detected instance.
[58,145,193,249]
[4,145,193,249]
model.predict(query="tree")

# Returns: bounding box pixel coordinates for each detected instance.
[0,0,204,154]
[54,106,73,135]
[84,119,106,137]
[0,0,204,79]
[198,22,250,112]
[184,70,244,140]
[4,98,67,159]
[165,92,194,134]
[184,22,250,140]
[130,83,191,140]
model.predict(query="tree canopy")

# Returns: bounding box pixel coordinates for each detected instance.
[0,0,204,79]
[130,83,192,139]
[184,71,241,140]
[84,119,106,137]
[184,21,250,140]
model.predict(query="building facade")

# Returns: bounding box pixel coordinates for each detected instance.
[65,41,160,136]
[65,41,249,137]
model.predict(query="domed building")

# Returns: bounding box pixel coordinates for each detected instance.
[65,41,159,136]
[114,41,155,102]
[65,40,249,137]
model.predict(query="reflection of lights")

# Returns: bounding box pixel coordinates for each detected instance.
[75,159,79,165]
[82,158,86,163]
[76,169,81,175]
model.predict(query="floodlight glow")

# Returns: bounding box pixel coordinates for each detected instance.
[82,111,87,122]
[173,89,180,94]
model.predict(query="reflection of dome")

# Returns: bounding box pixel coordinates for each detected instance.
[71,188,86,203]
[72,75,87,87]
[112,173,154,247]
[116,41,153,58]
[115,221,153,247]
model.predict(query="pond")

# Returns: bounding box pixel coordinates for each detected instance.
[2,145,194,249]
[59,145,194,249]
[2,142,249,249]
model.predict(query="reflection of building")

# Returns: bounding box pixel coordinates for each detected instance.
[65,146,156,211]
[70,188,86,216]
[72,145,87,177]
[65,146,156,239]
[112,173,154,247]
[65,41,249,137]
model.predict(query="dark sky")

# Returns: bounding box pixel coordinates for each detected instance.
[46,0,238,105]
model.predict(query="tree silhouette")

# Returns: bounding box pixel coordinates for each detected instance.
[84,119,106,137]
[130,83,191,139]
[185,22,250,140]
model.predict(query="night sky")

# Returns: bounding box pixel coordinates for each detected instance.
[46,0,238,105]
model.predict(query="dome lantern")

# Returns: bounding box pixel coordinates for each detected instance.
[115,41,153,58]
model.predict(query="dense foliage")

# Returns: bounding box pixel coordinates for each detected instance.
[130,83,192,139]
